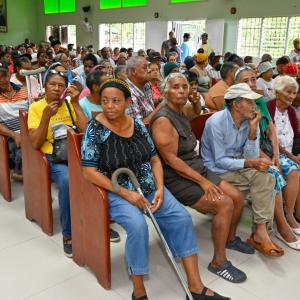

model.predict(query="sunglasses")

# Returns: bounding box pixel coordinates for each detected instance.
[48,69,67,78]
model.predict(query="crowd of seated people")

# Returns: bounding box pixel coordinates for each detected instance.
[0,34,300,300]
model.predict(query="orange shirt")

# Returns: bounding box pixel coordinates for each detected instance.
[0,84,27,103]
[206,80,229,112]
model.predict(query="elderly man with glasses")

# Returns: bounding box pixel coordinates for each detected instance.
[201,83,283,258]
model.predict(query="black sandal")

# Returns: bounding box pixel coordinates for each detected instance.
[186,287,231,300]
[132,292,148,300]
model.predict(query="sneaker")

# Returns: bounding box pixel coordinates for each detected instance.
[63,239,73,258]
[226,236,255,254]
[208,261,247,283]
[110,228,120,243]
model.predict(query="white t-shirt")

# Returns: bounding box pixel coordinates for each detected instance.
[256,77,275,101]
[274,108,294,152]
[290,50,300,63]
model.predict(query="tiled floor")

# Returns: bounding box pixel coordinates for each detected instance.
[0,182,299,300]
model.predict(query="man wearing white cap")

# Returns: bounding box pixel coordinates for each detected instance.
[201,83,283,257]
[256,62,275,101]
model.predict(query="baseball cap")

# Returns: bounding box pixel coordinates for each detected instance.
[258,61,274,76]
[224,83,262,101]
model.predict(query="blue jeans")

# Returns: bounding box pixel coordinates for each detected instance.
[107,187,199,275]
[47,155,71,238]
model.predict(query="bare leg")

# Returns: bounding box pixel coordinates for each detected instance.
[218,181,244,242]
[131,275,147,298]
[182,254,214,296]
[283,170,300,228]
[191,194,234,267]
[274,193,297,242]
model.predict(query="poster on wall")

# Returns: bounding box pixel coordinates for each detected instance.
[0,0,7,33]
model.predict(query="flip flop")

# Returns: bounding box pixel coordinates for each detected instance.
[276,233,300,250]
[247,235,284,257]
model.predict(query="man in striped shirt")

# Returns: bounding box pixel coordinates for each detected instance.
[0,67,29,180]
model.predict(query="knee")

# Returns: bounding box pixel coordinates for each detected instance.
[58,172,69,189]
[126,216,148,240]
[287,170,299,181]
[215,195,234,214]
[177,209,193,227]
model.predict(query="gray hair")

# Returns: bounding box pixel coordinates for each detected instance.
[54,52,67,62]
[274,75,299,93]
[234,66,255,82]
[126,56,145,76]
[161,72,188,95]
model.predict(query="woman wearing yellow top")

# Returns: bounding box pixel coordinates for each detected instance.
[28,70,86,257]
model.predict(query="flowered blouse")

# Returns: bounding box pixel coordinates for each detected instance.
[81,117,157,195]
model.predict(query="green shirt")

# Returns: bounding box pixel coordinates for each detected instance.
[256,97,272,132]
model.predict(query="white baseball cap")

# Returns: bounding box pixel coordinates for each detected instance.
[224,83,262,100]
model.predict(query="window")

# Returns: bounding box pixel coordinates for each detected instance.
[99,23,146,51]
[99,0,148,10]
[237,16,300,58]
[44,0,76,14]
[46,25,77,47]
[170,0,202,3]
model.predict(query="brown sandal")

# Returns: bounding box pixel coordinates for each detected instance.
[247,235,284,257]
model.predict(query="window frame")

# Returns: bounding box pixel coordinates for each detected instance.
[237,16,300,58]
[43,0,76,15]
[99,0,148,10]
[99,22,146,51]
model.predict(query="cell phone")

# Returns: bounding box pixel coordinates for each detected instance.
[60,88,68,100]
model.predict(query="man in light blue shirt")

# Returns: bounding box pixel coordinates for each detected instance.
[180,33,193,62]
[201,83,281,257]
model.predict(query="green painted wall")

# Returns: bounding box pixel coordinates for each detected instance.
[1,0,300,53]
[0,0,39,46]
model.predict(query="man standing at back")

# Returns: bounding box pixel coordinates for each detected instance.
[199,33,213,55]
[180,33,193,62]
[161,31,175,58]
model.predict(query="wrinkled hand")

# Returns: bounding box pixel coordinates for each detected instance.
[273,156,282,173]
[201,180,223,202]
[43,101,59,119]
[67,85,80,104]
[12,132,21,148]
[151,188,164,213]
[249,110,261,128]
[124,190,150,212]
[189,91,200,105]
[253,158,274,172]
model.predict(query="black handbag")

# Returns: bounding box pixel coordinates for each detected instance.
[51,100,78,164]
[292,137,300,156]
[259,117,273,159]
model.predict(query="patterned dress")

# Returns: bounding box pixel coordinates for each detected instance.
[81,117,157,196]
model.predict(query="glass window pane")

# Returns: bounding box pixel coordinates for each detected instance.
[122,23,134,48]
[237,18,261,57]
[134,23,146,51]
[44,0,59,14]
[100,0,122,9]
[110,23,122,49]
[123,0,148,7]
[287,17,300,54]
[60,0,76,13]
[170,0,202,3]
[261,17,288,58]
